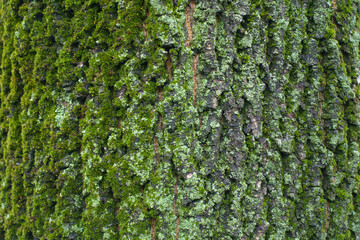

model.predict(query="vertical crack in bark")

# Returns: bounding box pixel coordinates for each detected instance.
[151,217,156,240]
[185,0,195,47]
[189,0,195,11]
[193,53,199,106]
[173,175,180,240]
[332,0,337,11]
[157,87,164,131]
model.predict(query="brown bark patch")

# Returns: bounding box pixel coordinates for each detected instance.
[156,87,164,130]
[154,135,159,169]
[332,0,337,10]
[185,0,195,47]
[151,217,156,240]
[143,22,148,41]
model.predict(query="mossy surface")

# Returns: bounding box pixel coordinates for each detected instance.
[0,0,360,239]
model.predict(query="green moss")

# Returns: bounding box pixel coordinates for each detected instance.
[0,0,359,239]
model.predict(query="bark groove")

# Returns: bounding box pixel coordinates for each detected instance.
[0,0,359,239]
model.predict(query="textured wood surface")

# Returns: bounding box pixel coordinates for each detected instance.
[0,0,360,239]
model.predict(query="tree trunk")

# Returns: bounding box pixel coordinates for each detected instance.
[0,0,360,239]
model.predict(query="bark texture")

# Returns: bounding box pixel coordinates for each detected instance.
[0,0,360,239]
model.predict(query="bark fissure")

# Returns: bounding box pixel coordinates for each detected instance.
[0,1,359,239]
[151,217,156,240]
[185,0,195,47]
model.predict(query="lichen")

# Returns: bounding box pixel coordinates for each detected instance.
[0,0,359,239]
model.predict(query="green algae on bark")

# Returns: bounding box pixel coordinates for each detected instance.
[0,0,360,239]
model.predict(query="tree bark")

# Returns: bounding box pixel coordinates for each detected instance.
[0,0,360,239]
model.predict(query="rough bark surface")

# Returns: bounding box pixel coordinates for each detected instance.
[0,0,360,239]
